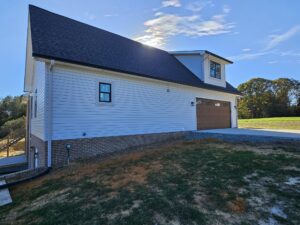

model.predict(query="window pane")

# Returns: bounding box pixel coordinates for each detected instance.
[100,93,110,102]
[210,66,215,77]
[210,61,221,79]
[216,64,221,78]
[210,62,215,77]
[100,84,111,93]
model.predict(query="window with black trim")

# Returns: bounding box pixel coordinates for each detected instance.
[34,89,38,118]
[99,83,111,102]
[210,61,221,79]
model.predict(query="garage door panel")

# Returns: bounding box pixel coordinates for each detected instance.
[196,98,231,130]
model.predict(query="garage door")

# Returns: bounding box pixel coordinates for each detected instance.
[196,98,231,130]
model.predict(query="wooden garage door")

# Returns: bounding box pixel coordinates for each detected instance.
[196,98,231,130]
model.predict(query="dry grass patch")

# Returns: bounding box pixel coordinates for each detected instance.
[103,162,162,189]
[227,197,246,213]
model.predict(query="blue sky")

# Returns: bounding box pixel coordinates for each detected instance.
[0,0,300,97]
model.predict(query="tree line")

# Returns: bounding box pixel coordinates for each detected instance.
[237,78,300,119]
[0,96,26,139]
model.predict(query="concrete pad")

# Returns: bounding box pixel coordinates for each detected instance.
[197,128,300,140]
[0,180,12,206]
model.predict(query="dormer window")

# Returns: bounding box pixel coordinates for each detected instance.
[210,61,221,79]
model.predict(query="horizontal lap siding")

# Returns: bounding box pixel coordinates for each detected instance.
[51,65,238,141]
[30,61,46,140]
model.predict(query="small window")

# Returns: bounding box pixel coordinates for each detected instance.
[34,89,37,118]
[210,61,221,79]
[30,96,33,119]
[99,83,111,102]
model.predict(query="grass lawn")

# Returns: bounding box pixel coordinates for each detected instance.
[239,117,300,130]
[1,140,300,225]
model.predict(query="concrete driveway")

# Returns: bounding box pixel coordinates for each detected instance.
[194,128,300,141]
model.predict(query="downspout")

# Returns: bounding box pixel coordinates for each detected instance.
[47,60,55,168]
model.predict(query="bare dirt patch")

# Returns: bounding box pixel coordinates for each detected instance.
[227,197,246,213]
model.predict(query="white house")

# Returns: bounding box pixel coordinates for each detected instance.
[24,5,241,168]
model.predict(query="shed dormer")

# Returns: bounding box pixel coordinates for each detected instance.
[169,50,233,88]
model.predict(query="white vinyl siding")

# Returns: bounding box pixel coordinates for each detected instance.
[30,61,47,140]
[50,64,237,141]
[173,54,204,81]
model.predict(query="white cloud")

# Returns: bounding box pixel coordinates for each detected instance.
[135,10,234,48]
[229,26,300,62]
[242,48,251,52]
[84,12,96,20]
[264,25,300,50]
[279,51,300,57]
[223,5,231,13]
[104,14,119,17]
[186,1,214,12]
[228,52,269,61]
[154,12,164,16]
[162,0,181,8]
[229,49,300,62]
[228,26,300,61]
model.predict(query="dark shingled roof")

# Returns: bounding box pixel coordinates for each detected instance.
[29,5,240,95]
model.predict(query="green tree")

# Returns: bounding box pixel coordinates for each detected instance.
[271,78,297,116]
[0,95,27,126]
[237,78,300,119]
[237,98,251,119]
[238,78,274,118]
